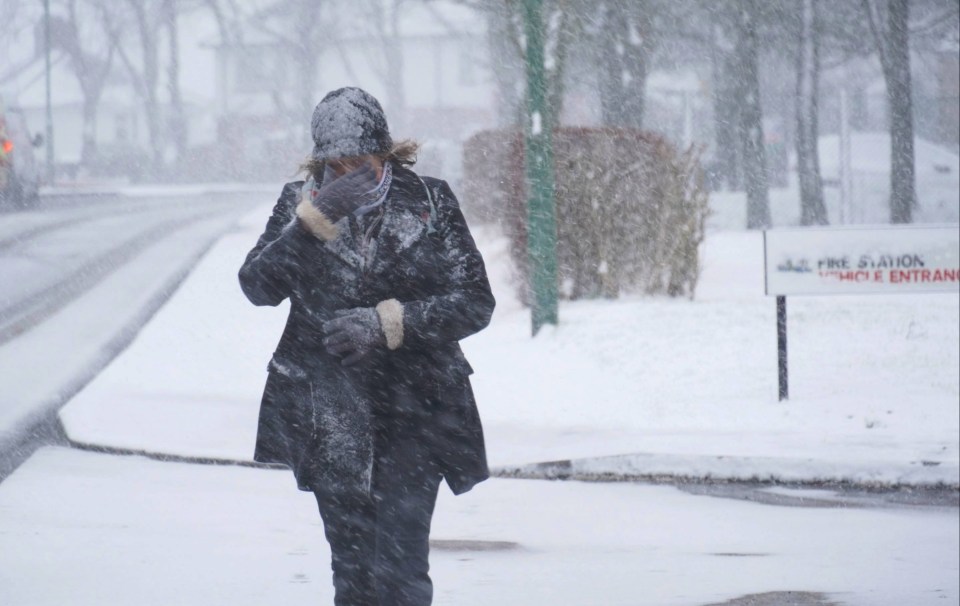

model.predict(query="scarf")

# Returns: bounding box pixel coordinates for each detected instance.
[320,161,393,218]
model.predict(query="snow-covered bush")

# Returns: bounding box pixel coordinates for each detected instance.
[463,128,709,300]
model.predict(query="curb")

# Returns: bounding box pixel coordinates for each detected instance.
[493,452,960,491]
[43,443,960,493]
[68,440,285,471]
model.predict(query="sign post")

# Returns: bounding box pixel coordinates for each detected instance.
[777,295,788,401]
[764,225,959,400]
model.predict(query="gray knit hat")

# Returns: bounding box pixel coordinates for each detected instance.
[310,87,393,162]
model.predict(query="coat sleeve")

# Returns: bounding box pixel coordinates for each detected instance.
[238,181,316,307]
[378,180,495,350]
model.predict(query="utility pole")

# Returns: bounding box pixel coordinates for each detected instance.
[44,0,55,185]
[522,0,558,335]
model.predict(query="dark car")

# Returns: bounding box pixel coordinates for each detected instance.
[0,105,43,210]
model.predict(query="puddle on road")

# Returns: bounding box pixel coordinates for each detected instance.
[703,591,840,606]
[430,539,520,552]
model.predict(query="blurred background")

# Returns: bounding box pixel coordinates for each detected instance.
[0,0,955,201]
[0,4,958,601]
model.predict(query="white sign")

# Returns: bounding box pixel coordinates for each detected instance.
[764,225,960,296]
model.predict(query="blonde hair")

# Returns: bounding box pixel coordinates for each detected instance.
[384,139,420,167]
[299,139,421,181]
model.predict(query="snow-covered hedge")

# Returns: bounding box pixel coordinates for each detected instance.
[463,128,709,300]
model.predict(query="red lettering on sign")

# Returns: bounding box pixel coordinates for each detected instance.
[890,268,960,283]
[932,268,959,282]
[822,267,958,285]
[830,270,871,282]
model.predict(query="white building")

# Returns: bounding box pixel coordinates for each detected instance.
[0,1,497,184]
[204,1,496,184]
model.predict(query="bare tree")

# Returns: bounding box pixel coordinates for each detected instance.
[863,0,917,223]
[0,1,39,86]
[163,0,188,164]
[796,0,828,225]
[694,0,769,197]
[101,0,166,174]
[544,0,580,120]
[354,0,408,133]
[47,0,116,168]
[475,0,579,128]
[708,14,743,191]
[734,0,770,229]
[595,0,654,129]
[482,0,526,127]
[0,0,27,42]
[202,0,245,48]
[243,0,332,147]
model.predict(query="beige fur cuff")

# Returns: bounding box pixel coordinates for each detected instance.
[376,299,404,350]
[296,200,339,241]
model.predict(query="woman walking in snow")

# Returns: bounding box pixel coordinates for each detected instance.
[239,87,494,606]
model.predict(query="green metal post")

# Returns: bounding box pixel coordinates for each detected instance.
[522,0,558,335]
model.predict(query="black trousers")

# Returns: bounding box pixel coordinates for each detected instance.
[314,415,442,606]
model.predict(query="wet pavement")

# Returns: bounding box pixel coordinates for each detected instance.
[683,482,957,605]
[705,592,839,606]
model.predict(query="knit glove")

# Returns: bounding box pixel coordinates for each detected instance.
[304,164,379,224]
[322,307,386,367]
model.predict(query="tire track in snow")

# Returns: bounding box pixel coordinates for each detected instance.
[0,196,181,253]
[0,207,227,345]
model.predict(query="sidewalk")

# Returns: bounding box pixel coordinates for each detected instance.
[0,446,955,606]
[52,206,959,488]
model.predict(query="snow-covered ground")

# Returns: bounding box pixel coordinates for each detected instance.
[1,140,957,605]
[816,133,960,225]
[58,189,959,486]
[0,447,955,606]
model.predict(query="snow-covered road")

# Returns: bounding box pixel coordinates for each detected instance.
[0,190,264,471]
[0,197,229,342]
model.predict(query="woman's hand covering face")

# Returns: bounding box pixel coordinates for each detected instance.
[305,163,379,223]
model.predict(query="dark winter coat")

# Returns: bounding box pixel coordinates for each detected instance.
[238,165,495,496]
